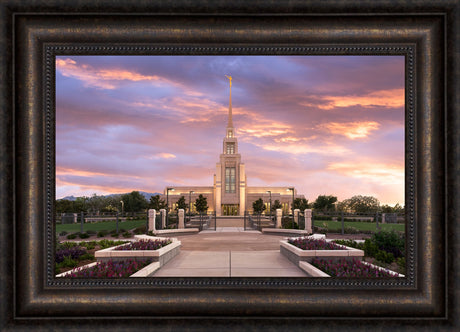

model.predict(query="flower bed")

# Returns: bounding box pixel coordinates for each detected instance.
[61,259,152,278]
[311,258,400,277]
[55,246,87,263]
[95,235,181,267]
[280,237,364,265]
[114,239,171,251]
[288,238,345,250]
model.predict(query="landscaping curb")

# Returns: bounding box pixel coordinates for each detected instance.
[280,238,364,265]
[95,236,181,266]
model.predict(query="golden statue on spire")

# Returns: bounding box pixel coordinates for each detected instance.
[225,75,232,87]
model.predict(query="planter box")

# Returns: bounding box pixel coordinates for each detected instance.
[151,229,200,236]
[261,228,312,237]
[361,260,405,277]
[95,236,181,267]
[56,261,162,278]
[280,238,364,266]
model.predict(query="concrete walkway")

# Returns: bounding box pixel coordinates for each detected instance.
[152,250,307,277]
[151,228,308,277]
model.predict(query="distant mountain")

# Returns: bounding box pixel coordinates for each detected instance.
[59,191,162,201]
[61,195,77,201]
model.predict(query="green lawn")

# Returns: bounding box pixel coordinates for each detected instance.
[313,219,405,232]
[56,219,146,234]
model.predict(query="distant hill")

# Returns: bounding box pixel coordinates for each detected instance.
[59,191,162,201]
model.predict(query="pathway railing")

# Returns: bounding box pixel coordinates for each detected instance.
[185,211,216,231]
[244,211,275,231]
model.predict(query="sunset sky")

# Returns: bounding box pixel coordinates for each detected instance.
[56,55,405,205]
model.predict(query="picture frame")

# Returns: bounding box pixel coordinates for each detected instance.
[1,1,458,330]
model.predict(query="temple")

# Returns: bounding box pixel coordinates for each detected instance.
[161,76,304,216]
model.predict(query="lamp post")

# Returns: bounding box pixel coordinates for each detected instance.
[120,200,124,216]
[287,187,294,217]
[266,191,272,221]
[189,190,195,220]
[166,187,175,226]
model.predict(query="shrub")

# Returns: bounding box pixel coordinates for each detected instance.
[313,226,327,234]
[59,231,68,236]
[97,239,128,249]
[78,253,95,261]
[97,230,108,238]
[371,230,405,258]
[114,239,172,251]
[111,233,120,238]
[281,216,299,229]
[375,250,395,264]
[58,241,78,249]
[86,230,97,235]
[122,231,132,238]
[66,233,77,240]
[287,238,345,250]
[55,246,87,263]
[344,226,359,234]
[133,225,146,234]
[396,257,406,271]
[363,239,379,257]
[78,232,90,239]
[333,240,365,250]
[57,256,79,269]
[81,241,96,250]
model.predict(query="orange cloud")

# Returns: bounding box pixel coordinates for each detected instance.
[327,161,404,185]
[301,88,404,110]
[320,121,380,140]
[148,153,176,159]
[56,58,170,89]
[56,167,107,177]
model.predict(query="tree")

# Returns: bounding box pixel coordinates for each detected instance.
[195,194,208,214]
[74,196,89,212]
[252,198,266,215]
[313,195,338,212]
[381,203,405,214]
[149,195,167,210]
[175,196,187,211]
[271,199,283,212]
[293,198,309,211]
[55,199,75,214]
[341,195,380,213]
[121,191,148,213]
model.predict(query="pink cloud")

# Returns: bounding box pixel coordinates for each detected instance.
[320,121,381,140]
[57,58,175,89]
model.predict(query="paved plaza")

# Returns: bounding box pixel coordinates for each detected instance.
[151,227,308,277]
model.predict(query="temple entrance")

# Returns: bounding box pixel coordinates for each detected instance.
[222,204,239,216]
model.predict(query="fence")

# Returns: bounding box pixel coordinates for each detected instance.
[56,211,148,224]
[185,212,216,231]
[244,211,275,231]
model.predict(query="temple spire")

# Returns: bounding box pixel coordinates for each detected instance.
[225,75,233,128]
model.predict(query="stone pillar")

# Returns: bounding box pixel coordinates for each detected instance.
[62,213,77,224]
[294,209,300,224]
[160,209,166,229]
[178,209,185,229]
[148,209,156,232]
[276,209,283,228]
[304,209,312,233]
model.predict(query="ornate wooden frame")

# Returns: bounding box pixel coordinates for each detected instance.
[1,1,458,330]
